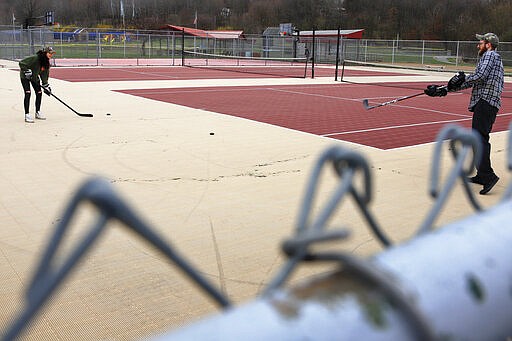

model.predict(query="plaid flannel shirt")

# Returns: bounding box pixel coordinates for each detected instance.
[459,49,504,111]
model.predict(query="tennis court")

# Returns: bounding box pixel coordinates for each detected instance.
[45,64,512,150]
[1,59,511,341]
[48,64,408,81]
[114,81,512,150]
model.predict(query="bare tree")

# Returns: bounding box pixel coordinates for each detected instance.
[1,0,511,40]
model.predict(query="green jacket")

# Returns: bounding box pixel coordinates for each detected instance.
[19,54,50,85]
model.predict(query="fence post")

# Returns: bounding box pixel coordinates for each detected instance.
[364,39,367,62]
[96,29,100,66]
[456,41,460,67]
[181,28,185,66]
[171,33,175,66]
[392,38,395,64]
[11,19,16,59]
[136,30,139,66]
[421,40,425,65]
[123,29,126,58]
[28,28,32,55]
[148,34,151,59]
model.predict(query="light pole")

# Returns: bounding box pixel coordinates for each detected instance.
[334,3,346,81]
[338,0,346,29]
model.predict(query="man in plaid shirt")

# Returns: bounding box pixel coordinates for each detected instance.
[426,33,504,194]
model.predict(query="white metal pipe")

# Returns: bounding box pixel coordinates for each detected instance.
[151,201,512,340]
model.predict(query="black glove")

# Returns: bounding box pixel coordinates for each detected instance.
[424,85,447,97]
[448,71,465,91]
[23,69,32,80]
[42,83,51,96]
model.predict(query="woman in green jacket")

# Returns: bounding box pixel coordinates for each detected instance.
[19,46,56,123]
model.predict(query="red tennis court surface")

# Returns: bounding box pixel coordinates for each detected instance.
[49,65,408,82]
[116,82,512,150]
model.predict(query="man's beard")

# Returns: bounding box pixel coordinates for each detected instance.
[478,47,487,56]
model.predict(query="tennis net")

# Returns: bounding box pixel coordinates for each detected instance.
[337,59,512,99]
[182,50,311,78]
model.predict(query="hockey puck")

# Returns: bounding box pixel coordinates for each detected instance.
[106,112,111,116]
[209,132,215,135]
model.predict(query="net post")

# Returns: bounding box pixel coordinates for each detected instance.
[335,27,341,81]
[299,30,308,79]
[293,27,298,59]
[341,60,345,82]
[311,28,315,79]
[181,28,185,66]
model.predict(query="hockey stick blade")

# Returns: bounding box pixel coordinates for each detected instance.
[362,99,372,110]
[50,93,93,117]
[77,112,94,117]
[362,98,383,110]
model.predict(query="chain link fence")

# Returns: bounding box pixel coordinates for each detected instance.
[0,25,182,65]
[1,26,511,73]
[336,38,512,74]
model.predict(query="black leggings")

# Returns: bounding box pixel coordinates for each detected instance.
[21,78,42,114]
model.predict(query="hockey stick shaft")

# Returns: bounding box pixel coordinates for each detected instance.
[50,93,93,117]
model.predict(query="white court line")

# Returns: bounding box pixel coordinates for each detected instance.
[323,112,512,137]
[119,68,183,79]
[123,87,274,95]
[121,85,342,96]
[323,118,471,137]
[124,84,341,95]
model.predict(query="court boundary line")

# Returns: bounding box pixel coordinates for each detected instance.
[322,118,471,137]
[323,111,512,137]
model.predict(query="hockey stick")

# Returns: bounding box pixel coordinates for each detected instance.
[362,86,447,111]
[50,92,93,117]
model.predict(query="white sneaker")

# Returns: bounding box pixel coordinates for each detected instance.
[35,111,46,120]
[25,113,34,123]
